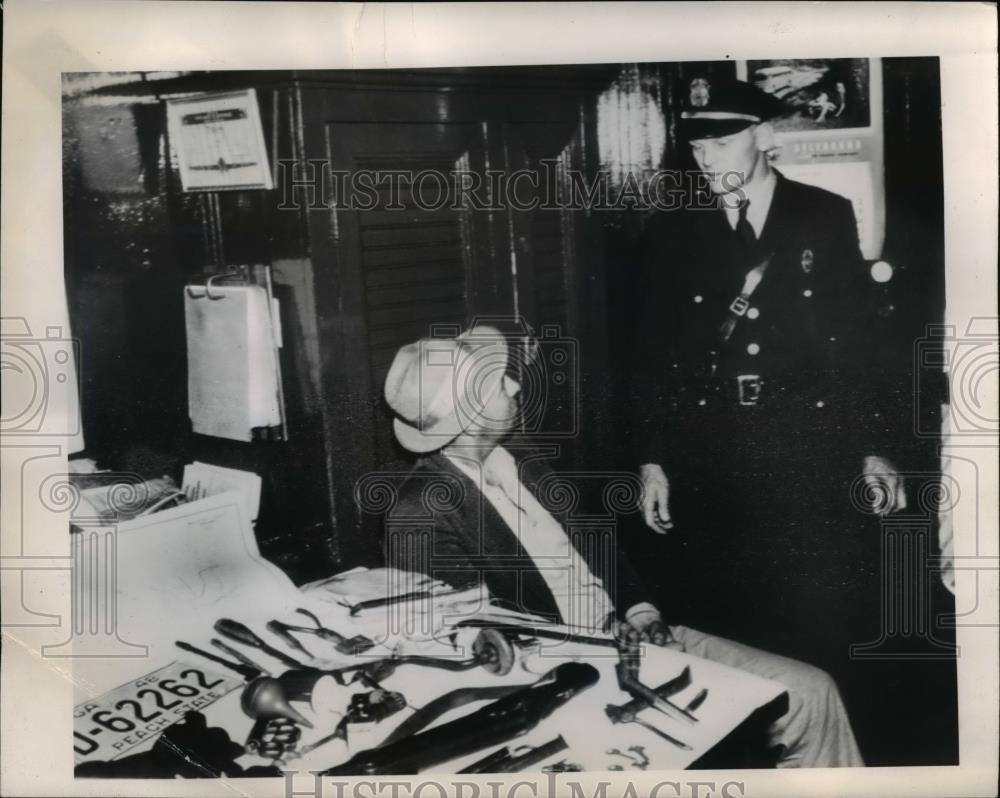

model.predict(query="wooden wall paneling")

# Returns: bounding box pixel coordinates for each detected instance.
[470,122,520,319]
[299,86,353,567]
[500,121,572,465]
[499,105,613,472]
[569,97,618,472]
[454,136,504,319]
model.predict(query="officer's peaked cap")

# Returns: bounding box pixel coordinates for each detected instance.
[680,76,785,140]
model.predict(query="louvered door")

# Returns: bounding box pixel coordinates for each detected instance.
[352,152,474,464]
[304,90,602,565]
[319,119,509,481]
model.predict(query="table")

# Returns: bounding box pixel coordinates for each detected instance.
[69,500,787,776]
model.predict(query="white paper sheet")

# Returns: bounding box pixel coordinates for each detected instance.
[184,284,281,441]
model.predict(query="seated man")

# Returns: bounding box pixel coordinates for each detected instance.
[379,323,863,768]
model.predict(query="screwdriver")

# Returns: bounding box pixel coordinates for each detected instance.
[212,637,271,676]
[214,618,310,670]
[175,640,260,680]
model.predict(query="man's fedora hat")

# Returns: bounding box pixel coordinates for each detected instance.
[384,324,510,453]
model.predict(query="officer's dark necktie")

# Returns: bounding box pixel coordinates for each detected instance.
[735,198,757,250]
[720,198,772,343]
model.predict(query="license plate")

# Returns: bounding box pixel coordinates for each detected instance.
[73,661,242,764]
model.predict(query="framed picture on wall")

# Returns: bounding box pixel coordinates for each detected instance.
[165,89,274,191]
[742,57,872,132]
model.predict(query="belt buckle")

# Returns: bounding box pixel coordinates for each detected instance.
[737,374,762,406]
[729,295,750,316]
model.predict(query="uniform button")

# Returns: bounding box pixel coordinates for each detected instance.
[747,307,760,319]
[803,289,813,298]
[693,295,703,304]
[829,336,837,342]
[698,398,707,406]
[871,260,894,283]
[747,343,760,355]
[816,401,825,408]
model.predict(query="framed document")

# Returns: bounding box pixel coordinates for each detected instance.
[165,89,273,191]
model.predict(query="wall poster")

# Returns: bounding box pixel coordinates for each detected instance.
[739,58,885,260]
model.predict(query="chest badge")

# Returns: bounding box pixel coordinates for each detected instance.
[800,248,815,273]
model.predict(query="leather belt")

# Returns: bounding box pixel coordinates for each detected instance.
[669,375,827,408]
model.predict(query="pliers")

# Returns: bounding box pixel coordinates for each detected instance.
[266,608,376,657]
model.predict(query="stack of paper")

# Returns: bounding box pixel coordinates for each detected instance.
[182,461,262,523]
[184,284,281,441]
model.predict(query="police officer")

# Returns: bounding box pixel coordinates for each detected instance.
[630,77,905,704]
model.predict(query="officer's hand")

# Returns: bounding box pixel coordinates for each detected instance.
[862,455,907,516]
[640,463,673,533]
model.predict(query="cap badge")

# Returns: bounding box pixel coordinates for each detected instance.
[800,249,815,273]
[690,78,710,108]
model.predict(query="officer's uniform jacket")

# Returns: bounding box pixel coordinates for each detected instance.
[632,169,887,470]
[628,166,900,639]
